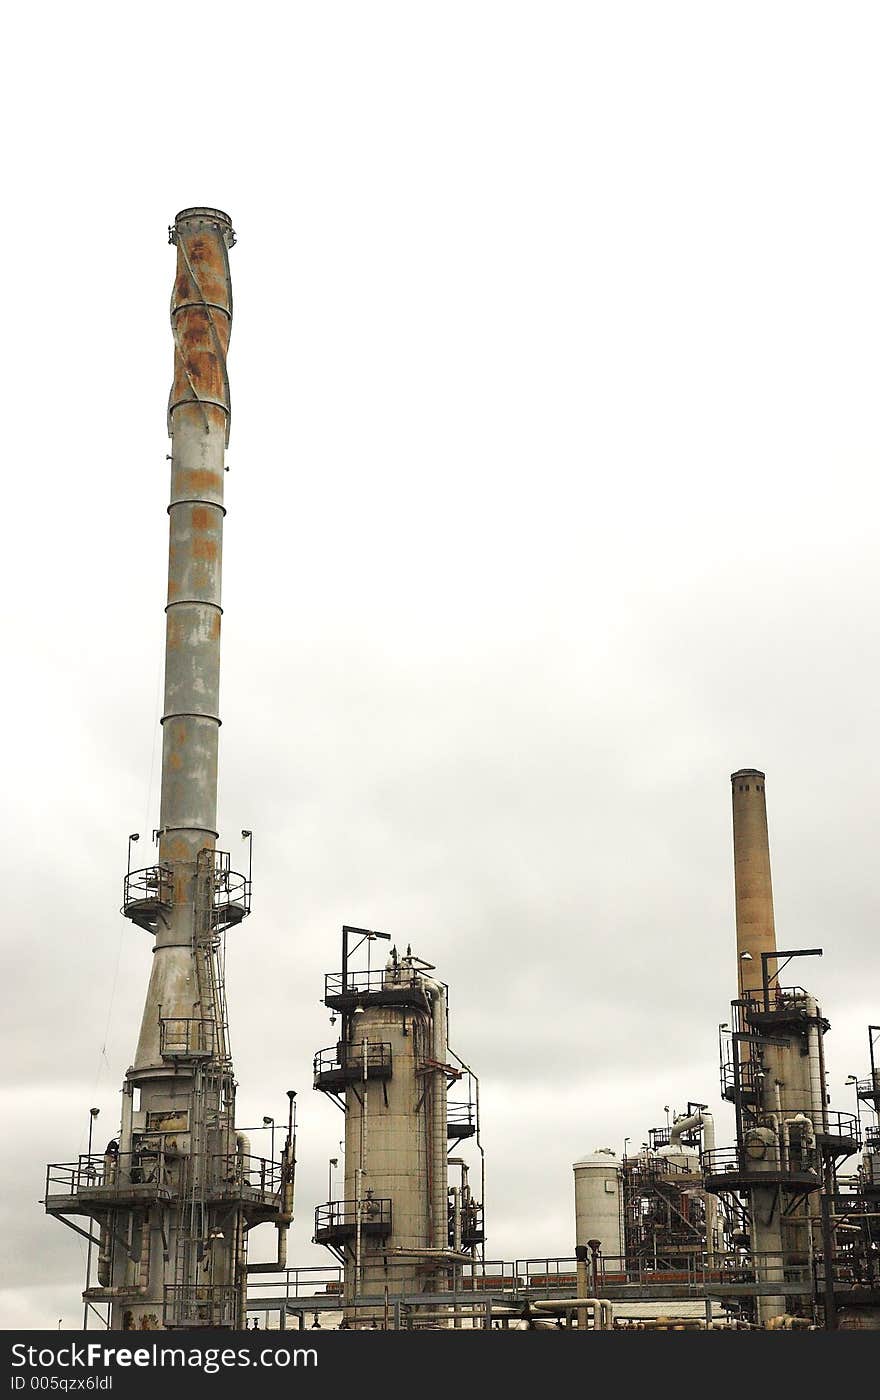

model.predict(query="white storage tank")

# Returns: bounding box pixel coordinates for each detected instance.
[573,1148,624,1262]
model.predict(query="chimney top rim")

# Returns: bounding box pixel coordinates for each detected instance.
[171,208,236,248]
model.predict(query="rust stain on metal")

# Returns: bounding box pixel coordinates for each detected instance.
[192,537,218,561]
[191,506,210,532]
[166,840,190,870]
[180,467,221,495]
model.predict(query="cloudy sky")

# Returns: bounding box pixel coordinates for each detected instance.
[2,2,879,1327]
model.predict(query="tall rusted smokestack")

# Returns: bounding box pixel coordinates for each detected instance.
[45,210,291,1331]
[133,207,235,1073]
[161,206,233,868]
[731,768,777,1000]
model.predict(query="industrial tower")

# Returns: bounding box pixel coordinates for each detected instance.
[313,928,484,1326]
[706,770,859,1326]
[44,209,293,1330]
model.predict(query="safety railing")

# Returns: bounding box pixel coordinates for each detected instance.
[744,985,812,1017]
[314,1198,392,1241]
[46,1155,117,1198]
[649,1124,704,1151]
[122,850,251,934]
[44,1150,182,1202]
[449,1199,484,1247]
[313,1042,392,1082]
[776,1108,859,1148]
[720,1057,762,1101]
[627,1153,701,1182]
[447,1100,478,1137]
[324,967,429,1002]
[212,849,251,932]
[213,1152,282,1200]
[701,1144,822,1181]
[122,864,174,929]
[45,1150,281,1203]
[159,1017,217,1060]
[857,1074,880,1101]
[246,1257,518,1304]
[515,1252,815,1296]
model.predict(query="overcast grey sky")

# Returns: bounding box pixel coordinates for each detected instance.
[2,2,879,1327]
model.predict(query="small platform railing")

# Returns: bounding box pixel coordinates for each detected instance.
[313,1042,393,1085]
[314,1197,392,1242]
[159,1017,217,1060]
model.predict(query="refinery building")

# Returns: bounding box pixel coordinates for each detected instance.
[42,210,879,1332]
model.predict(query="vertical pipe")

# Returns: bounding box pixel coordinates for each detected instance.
[731,769,777,1000]
[354,1035,368,1309]
[428,985,448,1253]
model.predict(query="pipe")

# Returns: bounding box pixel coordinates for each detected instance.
[530,1298,613,1330]
[576,1257,589,1330]
[766,1111,787,1172]
[274,1135,295,1268]
[138,1211,151,1295]
[88,1210,152,1302]
[235,1204,248,1330]
[354,1035,369,1300]
[96,1145,117,1288]
[450,1185,462,1328]
[383,1247,474,1263]
[235,1132,251,1184]
[786,1113,816,1160]
[669,1109,713,1153]
[97,1217,112,1289]
[805,997,828,1131]
[669,1109,719,1262]
[422,981,449,1256]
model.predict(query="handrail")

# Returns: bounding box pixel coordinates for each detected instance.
[324,968,427,999]
[315,1198,392,1230]
[701,1144,822,1177]
[313,1043,392,1076]
[45,1150,282,1200]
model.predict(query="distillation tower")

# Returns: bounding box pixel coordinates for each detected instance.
[44,209,293,1330]
[313,929,483,1325]
[705,769,858,1326]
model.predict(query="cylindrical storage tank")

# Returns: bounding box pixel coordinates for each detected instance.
[655,1145,700,1173]
[573,1149,624,1263]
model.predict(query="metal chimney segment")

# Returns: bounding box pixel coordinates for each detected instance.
[131,208,239,1076]
[730,768,777,1000]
